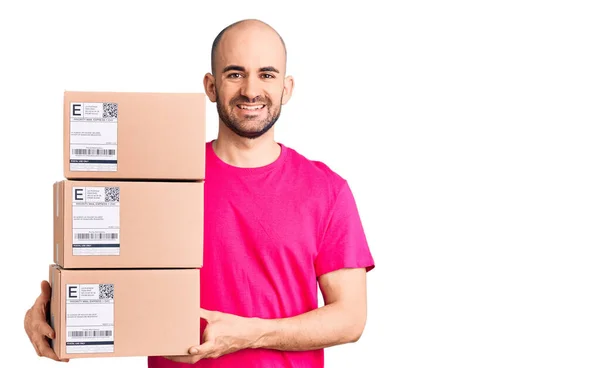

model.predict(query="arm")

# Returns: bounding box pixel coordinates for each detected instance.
[254,267,368,350]
[164,181,374,363]
[164,267,368,364]
[254,180,374,350]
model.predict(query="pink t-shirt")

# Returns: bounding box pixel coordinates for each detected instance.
[148,141,374,368]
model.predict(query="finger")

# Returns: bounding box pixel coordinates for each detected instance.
[202,329,208,344]
[163,355,198,364]
[35,320,56,339]
[201,323,214,343]
[32,340,41,357]
[34,336,60,361]
[39,344,60,361]
[199,308,217,322]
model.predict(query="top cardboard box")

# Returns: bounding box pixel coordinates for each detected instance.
[64,91,206,180]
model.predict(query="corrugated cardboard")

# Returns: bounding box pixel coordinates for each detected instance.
[64,91,206,180]
[48,265,200,359]
[53,180,203,269]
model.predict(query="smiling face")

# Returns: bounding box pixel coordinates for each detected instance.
[215,63,282,139]
[204,21,294,139]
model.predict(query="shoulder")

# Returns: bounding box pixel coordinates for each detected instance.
[282,143,348,196]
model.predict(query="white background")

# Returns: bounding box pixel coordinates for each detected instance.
[1,0,599,367]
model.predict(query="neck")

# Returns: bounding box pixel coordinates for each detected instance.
[213,122,281,168]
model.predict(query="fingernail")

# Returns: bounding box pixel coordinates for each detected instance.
[190,348,198,354]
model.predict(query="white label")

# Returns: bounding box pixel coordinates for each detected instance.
[72,187,120,256]
[70,102,118,172]
[66,284,114,354]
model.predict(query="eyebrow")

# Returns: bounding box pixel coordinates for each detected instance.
[259,66,280,73]
[223,65,245,73]
[222,65,280,74]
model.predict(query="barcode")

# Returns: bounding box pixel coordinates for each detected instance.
[68,330,112,337]
[72,149,116,156]
[74,233,119,240]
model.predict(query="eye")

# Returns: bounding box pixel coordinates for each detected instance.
[227,73,242,79]
[262,74,275,79]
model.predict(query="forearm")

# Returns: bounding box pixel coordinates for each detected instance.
[251,302,365,351]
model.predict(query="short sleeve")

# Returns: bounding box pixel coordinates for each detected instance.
[314,181,375,277]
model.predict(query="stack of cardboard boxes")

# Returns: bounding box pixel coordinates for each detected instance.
[49,91,206,359]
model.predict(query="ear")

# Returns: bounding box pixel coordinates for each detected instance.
[203,73,217,103]
[281,75,295,105]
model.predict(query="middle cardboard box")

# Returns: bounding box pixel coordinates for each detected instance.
[54,179,203,269]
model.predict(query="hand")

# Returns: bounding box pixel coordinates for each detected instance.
[163,308,264,364]
[24,280,69,362]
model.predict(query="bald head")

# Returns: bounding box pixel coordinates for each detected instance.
[210,19,287,75]
[203,19,295,140]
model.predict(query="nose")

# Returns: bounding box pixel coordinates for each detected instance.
[240,75,261,101]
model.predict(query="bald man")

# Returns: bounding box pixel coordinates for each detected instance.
[24,19,375,368]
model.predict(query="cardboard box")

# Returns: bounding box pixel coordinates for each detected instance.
[48,265,200,359]
[64,91,206,180]
[53,180,203,269]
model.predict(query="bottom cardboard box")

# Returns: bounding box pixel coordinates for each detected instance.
[48,265,200,359]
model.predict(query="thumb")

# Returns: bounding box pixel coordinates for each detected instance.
[189,340,216,355]
[39,281,51,303]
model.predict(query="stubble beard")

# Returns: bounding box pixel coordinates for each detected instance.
[216,92,282,140]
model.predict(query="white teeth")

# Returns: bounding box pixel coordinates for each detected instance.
[239,105,264,110]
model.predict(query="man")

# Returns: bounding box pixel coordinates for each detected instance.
[24,19,375,367]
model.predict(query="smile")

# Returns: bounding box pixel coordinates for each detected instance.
[237,104,266,110]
